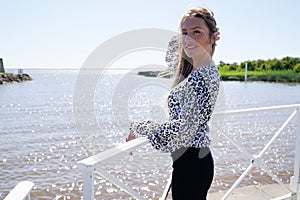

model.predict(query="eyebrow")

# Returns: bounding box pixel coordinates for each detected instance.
[181,26,204,31]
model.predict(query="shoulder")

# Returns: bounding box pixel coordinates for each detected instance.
[187,66,220,91]
[195,65,219,77]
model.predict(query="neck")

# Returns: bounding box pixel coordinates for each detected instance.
[192,56,215,70]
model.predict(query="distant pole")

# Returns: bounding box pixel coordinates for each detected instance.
[18,69,23,74]
[244,62,248,82]
[0,58,5,73]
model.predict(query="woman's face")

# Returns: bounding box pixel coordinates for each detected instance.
[181,17,212,60]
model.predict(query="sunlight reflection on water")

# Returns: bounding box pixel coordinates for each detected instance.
[0,70,299,199]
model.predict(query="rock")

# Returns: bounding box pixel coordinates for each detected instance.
[0,73,32,85]
[22,74,32,81]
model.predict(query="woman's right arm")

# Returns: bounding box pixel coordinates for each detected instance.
[129,69,219,152]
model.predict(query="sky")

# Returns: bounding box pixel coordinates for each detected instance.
[0,0,299,69]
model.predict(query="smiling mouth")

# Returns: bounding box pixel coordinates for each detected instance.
[185,45,197,49]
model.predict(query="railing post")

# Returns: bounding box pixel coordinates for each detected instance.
[291,108,300,198]
[78,164,95,200]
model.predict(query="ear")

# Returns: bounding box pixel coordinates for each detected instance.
[207,36,215,45]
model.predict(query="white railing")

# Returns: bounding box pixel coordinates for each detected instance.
[78,137,149,200]
[4,181,34,200]
[78,104,300,200]
[220,105,300,200]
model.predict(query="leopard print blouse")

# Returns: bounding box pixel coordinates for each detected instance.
[129,65,220,153]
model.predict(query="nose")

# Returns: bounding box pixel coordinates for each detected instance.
[182,33,193,43]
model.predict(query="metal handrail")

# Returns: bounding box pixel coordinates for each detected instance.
[78,137,148,200]
[78,104,300,200]
[4,181,34,200]
[221,108,300,200]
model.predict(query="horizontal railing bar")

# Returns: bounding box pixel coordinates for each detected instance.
[78,137,148,168]
[78,104,300,168]
[78,104,300,200]
[214,104,300,115]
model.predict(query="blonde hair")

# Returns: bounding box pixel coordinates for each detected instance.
[172,7,217,87]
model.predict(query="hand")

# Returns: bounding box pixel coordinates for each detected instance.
[126,133,135,142]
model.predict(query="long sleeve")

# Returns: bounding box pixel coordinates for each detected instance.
[129,66,220,152]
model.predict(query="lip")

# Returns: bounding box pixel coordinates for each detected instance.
[185,45,197,50]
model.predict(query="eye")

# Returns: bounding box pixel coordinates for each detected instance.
[194,30,202,35]
[182,32,188,35]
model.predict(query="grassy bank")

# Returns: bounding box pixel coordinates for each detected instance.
[219,70,300,83]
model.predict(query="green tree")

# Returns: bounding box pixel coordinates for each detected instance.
[269,58,283,70]
[219,56,300,72]
[239,61,246,70]
[222,64,230,71]
[282,56,300,70]
[294,63,300,73]
[255,59,265,71]
[229,62,239,71]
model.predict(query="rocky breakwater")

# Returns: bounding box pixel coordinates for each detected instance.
[0,73,32,84]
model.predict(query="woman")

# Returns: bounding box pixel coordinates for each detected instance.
[126,7,220,200]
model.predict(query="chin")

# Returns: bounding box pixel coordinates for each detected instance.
[184,50,195,58]
[185,52,198,60]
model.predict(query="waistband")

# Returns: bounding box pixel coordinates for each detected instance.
[171,147,211,162]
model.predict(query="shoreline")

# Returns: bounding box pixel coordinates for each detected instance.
[0,73,32,84]
[138,70,300,83]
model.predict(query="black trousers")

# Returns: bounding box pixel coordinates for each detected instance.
[171,147,214,200]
